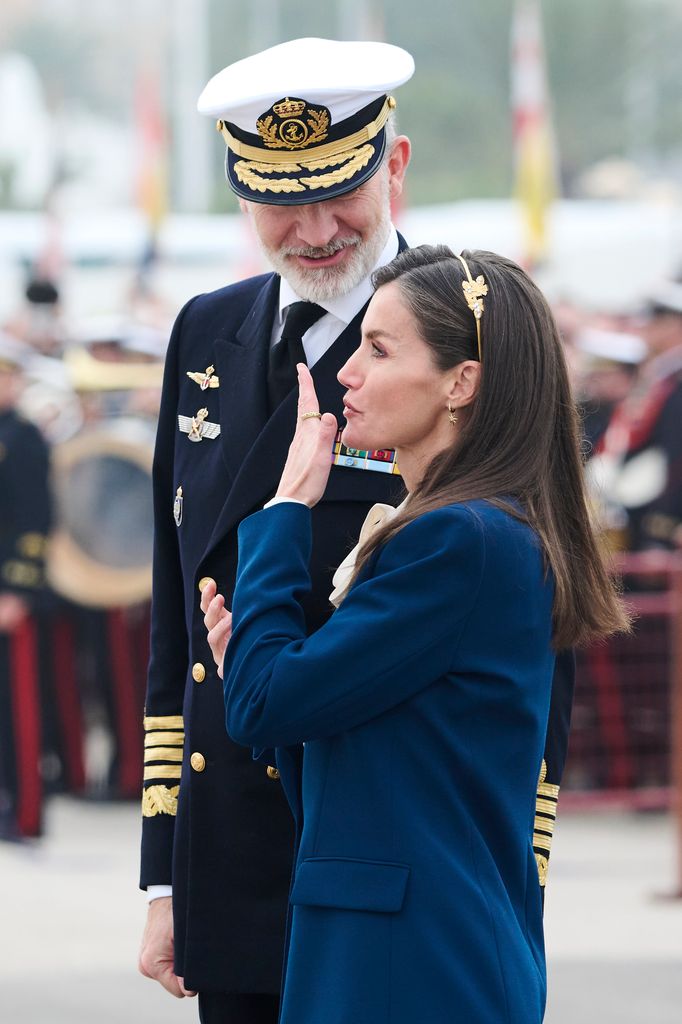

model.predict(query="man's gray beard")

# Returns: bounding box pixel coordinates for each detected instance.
[257,203,392,303]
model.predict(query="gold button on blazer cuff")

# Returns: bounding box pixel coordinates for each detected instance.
[198,576,215,593]
[190,752,206,773]
[266,765,280,780]
[192,663,206,683]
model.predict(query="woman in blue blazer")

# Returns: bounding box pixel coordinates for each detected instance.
[202,246,627,1024]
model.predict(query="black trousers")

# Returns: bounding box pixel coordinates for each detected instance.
[198,992,280,1024]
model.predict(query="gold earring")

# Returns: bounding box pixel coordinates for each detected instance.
[448,402,458,425]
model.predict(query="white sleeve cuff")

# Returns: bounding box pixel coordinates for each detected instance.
[146,884,173,903]
[263,496,309,509]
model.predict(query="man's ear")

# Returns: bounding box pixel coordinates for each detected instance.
[447,360,481,408]
[238,197,249,215]
[386,136,411,201]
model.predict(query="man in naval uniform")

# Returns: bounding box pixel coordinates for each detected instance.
[138,39,414,1024]
[138,38,574,1023]
[590,282,682,551]
[0,333,52,839]
[623,284,682,550]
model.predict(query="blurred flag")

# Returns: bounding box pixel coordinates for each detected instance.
[134,68,168,296]
[135,68,168,231]
[511,0,558,267]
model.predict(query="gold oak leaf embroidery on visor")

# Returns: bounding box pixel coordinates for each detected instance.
[234,144,375,195]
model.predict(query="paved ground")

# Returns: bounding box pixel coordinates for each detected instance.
[1,797,681,1023]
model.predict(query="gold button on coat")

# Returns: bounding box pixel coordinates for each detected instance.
[266,765,280,780]
[190,752,206,773]
[198,576,215,593]
[192,663,206,683]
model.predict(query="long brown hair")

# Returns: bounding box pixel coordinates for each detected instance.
[353,244,629,647]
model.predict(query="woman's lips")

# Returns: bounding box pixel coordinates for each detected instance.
[343,400,360,417]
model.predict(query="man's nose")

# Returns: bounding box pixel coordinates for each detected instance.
[294,204,339,248]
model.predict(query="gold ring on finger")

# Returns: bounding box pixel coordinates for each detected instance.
[300,411,322,421]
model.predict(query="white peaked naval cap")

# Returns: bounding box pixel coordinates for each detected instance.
[197,38,415,205]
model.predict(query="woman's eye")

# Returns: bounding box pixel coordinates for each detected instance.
[371,343,386,358]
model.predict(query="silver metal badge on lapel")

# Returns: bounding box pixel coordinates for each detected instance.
[187,365,220,390]
[173,486,183,526]
[178,408,221,442]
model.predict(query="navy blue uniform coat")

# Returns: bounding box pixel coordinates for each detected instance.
[224,500,556,1024]
[140,270,406,993]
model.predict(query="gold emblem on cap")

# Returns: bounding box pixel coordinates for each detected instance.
[273,98,306,117]
[257,97,330,151]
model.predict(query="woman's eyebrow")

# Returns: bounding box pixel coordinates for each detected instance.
[363,328,394,342]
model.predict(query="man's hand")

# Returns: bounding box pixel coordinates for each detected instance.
[201,579,233,679]
[138,896,196,999]
[275,363,337,507]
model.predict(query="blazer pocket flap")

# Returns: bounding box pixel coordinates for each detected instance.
[290,857,410,913]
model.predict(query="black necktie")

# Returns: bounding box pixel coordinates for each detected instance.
[268,301,326,412]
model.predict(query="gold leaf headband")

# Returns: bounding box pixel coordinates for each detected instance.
[455,253,487,361]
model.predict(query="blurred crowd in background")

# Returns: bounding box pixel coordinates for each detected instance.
[2,208,681,842]
[2,0,682,843]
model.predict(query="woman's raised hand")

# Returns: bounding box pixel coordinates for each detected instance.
[200,578,233,680]
[274,363,338,508]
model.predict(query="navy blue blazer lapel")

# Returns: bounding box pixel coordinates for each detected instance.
[202,309,366,560]
[212,274,278,483]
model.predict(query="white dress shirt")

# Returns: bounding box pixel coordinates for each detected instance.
[272,225,399,365]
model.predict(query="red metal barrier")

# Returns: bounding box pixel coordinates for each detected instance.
[564,552,682,822]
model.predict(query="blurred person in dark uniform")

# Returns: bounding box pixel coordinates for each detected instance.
[589,284,682,550]
[4,277,65,359]
[0,333,52,839]
[575,326,645,453]
[137,38,574,1024]
[49,321,164,800]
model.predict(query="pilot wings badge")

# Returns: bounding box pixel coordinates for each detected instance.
[186,365,220,390]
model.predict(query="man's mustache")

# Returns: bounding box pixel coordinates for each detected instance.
[282,237,360,259]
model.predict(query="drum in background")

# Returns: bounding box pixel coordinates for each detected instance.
[48,418,155,608]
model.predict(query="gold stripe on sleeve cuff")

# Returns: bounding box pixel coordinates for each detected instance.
[144,715,184,731]
[144,732,185,747]
[536,797,558,816]
[533,834,553,852]
[144,765,182,781]
[534,815,555,835]
[144,747,184,763]
[537,781,560,800]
